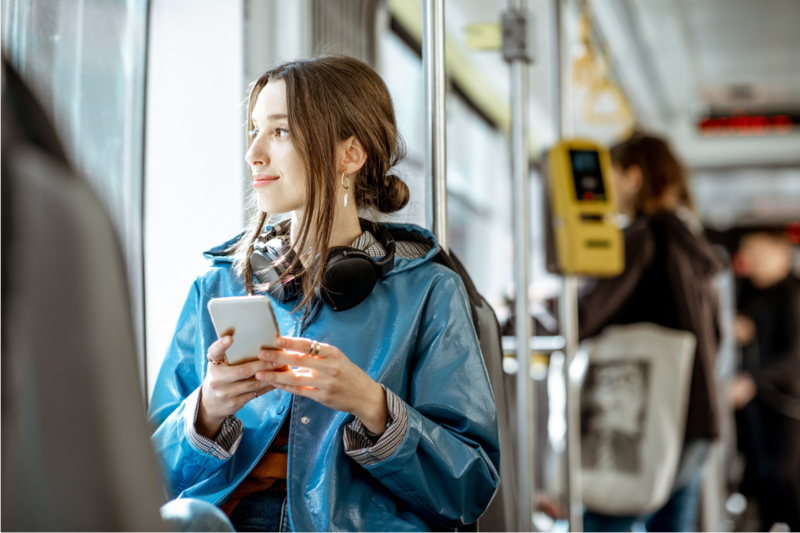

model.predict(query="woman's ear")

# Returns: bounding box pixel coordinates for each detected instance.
[613,164,643,216]
[340,136,367,175]
[625,164,643,194]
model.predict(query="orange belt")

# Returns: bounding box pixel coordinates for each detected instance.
[220,423,289,516]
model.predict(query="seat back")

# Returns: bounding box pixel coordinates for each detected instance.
[433,251,518,532]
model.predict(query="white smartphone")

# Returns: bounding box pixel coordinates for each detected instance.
[207,295,281,365]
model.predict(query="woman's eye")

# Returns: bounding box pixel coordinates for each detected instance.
[248,128,259,138]
[275,128,289,138]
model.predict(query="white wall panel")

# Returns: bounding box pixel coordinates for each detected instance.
[145,0,245,400]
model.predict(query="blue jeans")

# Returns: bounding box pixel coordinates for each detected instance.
[229,490,292,532]
[584,474,703,532]
[584,440,709,532]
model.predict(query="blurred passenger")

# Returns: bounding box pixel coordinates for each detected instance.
[733,231,800,531]
[578,133,723,532]
[147,56,500,532]
[1,59,164,530]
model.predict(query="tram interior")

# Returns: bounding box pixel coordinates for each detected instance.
[2,0,799,531]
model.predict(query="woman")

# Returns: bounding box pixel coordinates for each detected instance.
[147,56,500,532]
[579,133,722,532]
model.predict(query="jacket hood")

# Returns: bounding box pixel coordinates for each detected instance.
[650,211,725,277]
[202,222,439,277]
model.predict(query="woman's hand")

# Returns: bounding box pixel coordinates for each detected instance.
[734,314,757,345]
[197,335,289,439]
[730,372,757,410]
[255,337,390,435]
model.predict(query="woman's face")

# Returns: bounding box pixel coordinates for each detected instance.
[612,163,641,216]
[245,79,308,214]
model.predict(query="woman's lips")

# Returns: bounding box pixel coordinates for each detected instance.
[253,174,279,189]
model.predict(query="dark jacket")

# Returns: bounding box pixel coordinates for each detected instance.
[736,275,800,530]
[579,212,724,441]
[738,275,800,402]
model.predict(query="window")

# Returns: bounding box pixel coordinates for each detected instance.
[3,0,149,392]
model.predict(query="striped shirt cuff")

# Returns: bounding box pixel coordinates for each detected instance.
[185,388,243,460]
[343,386,408,466]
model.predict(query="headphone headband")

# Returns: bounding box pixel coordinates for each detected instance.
[366,223,396,277]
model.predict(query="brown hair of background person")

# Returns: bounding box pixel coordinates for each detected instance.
[610,132,695,216]
[231,55,408,311]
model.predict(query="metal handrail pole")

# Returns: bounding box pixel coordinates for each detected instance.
[422,0,448,252]
[507,0,534,530]
[512,60,535,533]
[560,275,583,531]
[554,0,583,530]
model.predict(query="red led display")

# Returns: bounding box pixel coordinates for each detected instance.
[699,115,794,137]
[786,222,800,245]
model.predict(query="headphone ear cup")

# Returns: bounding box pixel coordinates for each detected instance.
[315,252,378,311]
[250,242,300,302]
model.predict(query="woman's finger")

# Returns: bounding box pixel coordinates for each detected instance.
[231,385,276,406]
[207,335,233,363]
[271,381,321,399]
[257,367,318,388]
[258,349,324,370]
[213,376,278,400]
[274,336,331,358]
[213,359,287,385]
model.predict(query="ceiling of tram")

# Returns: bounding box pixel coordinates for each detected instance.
[613,0,800,121]
[591,0,800,169]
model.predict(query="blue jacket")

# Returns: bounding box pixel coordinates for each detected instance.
[148,223,501,531]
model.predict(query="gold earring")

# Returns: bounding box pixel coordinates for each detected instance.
[342,172,350,208]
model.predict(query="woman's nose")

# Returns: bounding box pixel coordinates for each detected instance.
[245,139,268,168]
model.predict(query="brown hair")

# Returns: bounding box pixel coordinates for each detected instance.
[232,56,408,311]
[610,132,695,215]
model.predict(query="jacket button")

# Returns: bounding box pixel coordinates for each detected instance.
[277,405,285,415]
[301,416,310,424]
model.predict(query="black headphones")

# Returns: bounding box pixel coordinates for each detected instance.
[250,219,396,311]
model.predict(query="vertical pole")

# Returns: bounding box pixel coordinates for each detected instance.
[552,0,572,139]
[422,0,448,253]
[553,0,583,530]
[512,62,535,533]
[505,0,534,530]
[560,276,583,531]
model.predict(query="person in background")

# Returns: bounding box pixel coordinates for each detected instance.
[1,59,166,532]
[578,133,723,532]
[732,231,800,532]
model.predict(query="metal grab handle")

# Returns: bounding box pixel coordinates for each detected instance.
[505,1,535,530]
[422,0,448,254]
[552,0,583,529]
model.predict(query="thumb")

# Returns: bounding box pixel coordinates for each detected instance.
[207,335,232,363]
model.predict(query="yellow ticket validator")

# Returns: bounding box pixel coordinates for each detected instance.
[546,138,624,276]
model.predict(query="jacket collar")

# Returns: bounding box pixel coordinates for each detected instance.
[202,222,439,277]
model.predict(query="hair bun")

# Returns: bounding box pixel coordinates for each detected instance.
[374,174,409,214]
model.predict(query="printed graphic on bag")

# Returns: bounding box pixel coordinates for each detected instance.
[581,360,650,474]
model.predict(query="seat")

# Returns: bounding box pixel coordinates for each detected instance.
[433,251,518,532]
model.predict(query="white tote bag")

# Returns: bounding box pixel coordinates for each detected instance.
[578,323,696,516]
